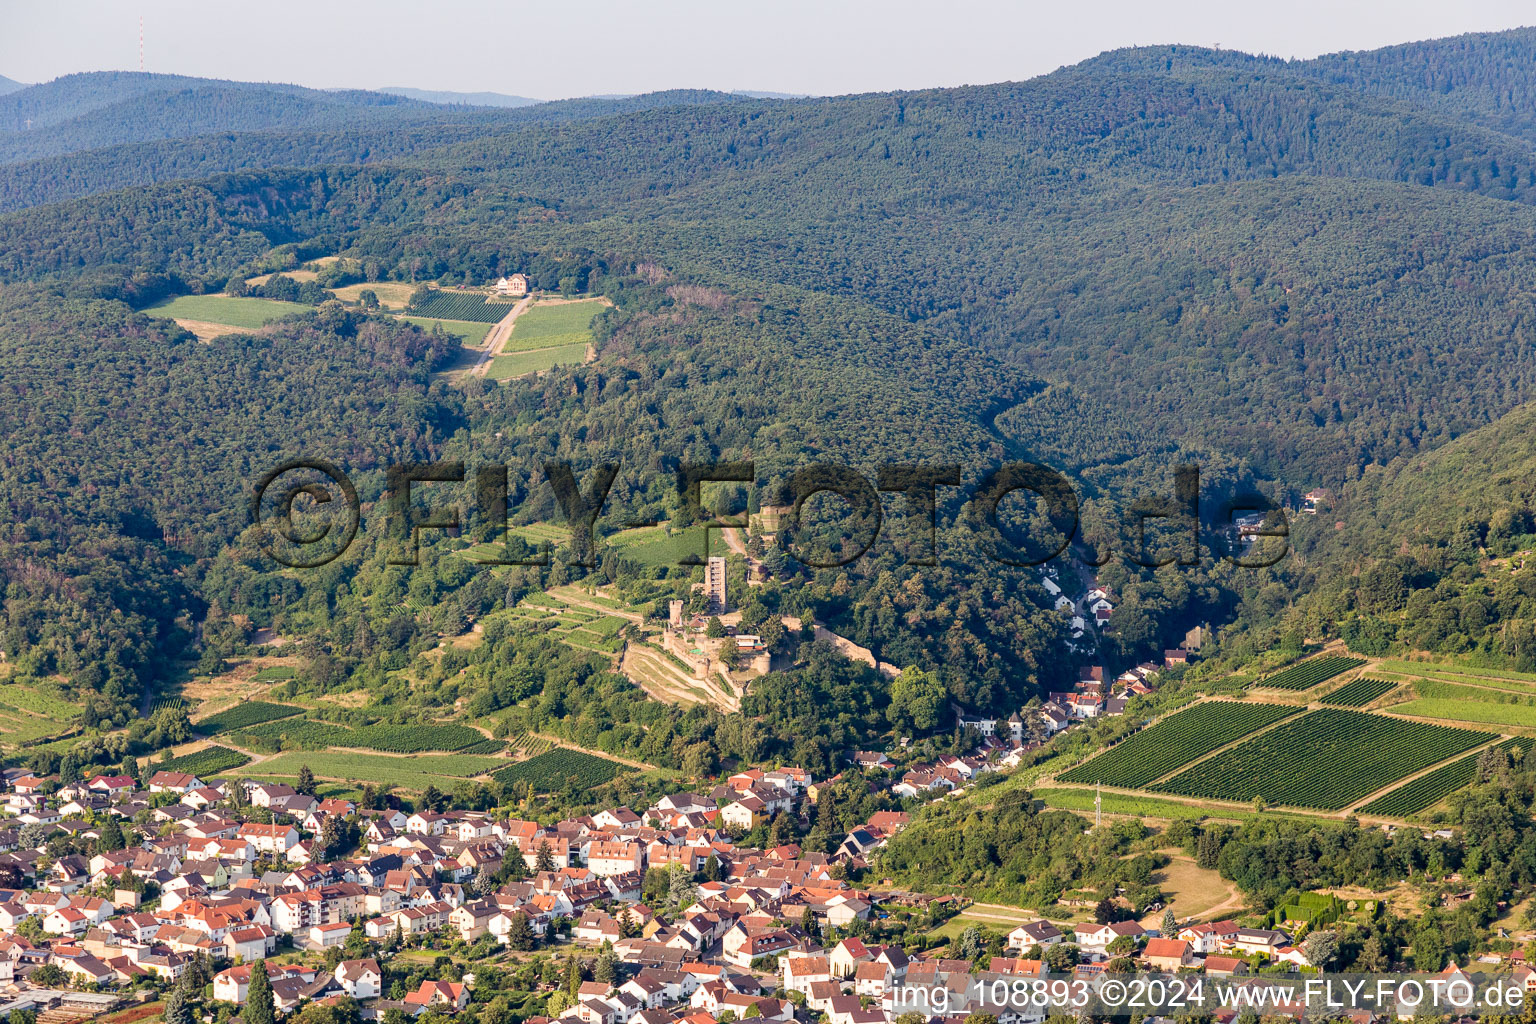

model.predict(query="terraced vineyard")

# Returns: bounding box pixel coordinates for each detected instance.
[1154,708,1495,810]
[504,592,628,655]
[1320,676,1397,707]
[1360,737,1533,817]
[1255,656,1365,691]
[1058,701,1301,788]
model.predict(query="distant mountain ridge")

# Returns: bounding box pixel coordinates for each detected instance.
[377,86,542,107]
[0,75,25,97]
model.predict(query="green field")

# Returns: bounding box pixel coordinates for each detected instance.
[400,317,494,346]
[1059,701,1301,788]
[1154,708,1495,810]
[487,342,588,380]
[1,684,81,721]
[144,295,313,328]
[1360,737,1533,817]
[501,300,602,350]
[244,751,503,791]
[1390,698,1536,728]
[0,709,71,745]
[1320,676,1398,707]
[1036,787,1322,823]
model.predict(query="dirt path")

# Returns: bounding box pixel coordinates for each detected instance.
[722,527,767,585]
[469,295,533,377]
[1194,877,1247,922]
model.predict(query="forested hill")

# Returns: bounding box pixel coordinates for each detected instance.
[10,47,1536,486]
[378,86,542,107]
[1277,395,1536,668]
[9,27,1536,720]
[0,84,752,211]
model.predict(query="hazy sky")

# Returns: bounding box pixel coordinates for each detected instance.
[4,1,1533,99]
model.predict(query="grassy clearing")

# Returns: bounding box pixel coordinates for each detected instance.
[487,342,588,380]
[144,295,312,328]
[1038,787,1224,819]
[399,317,493,346]
[332,281,417,308]
[0,710,70,745]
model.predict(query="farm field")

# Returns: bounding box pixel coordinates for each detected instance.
[1153,708,1495,810]
[1253,656,1365,691]
[242,751,503,791]
[500,298,603,351]
[408,291,514,322]
[1360,737,1534,817]
[459,523,571,563]
[399,316,494,346]
[1389,697,1536,728]
[234,717,355,751]
[490,748,628,790]
[144,295,312,329]
[484,299,602,380]
[1320,676,1398,707]
[487,342,588,380]
[343,722,486,753]
[1058,701,1300,788]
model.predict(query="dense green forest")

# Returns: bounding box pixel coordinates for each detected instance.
[8,27,1536,743]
